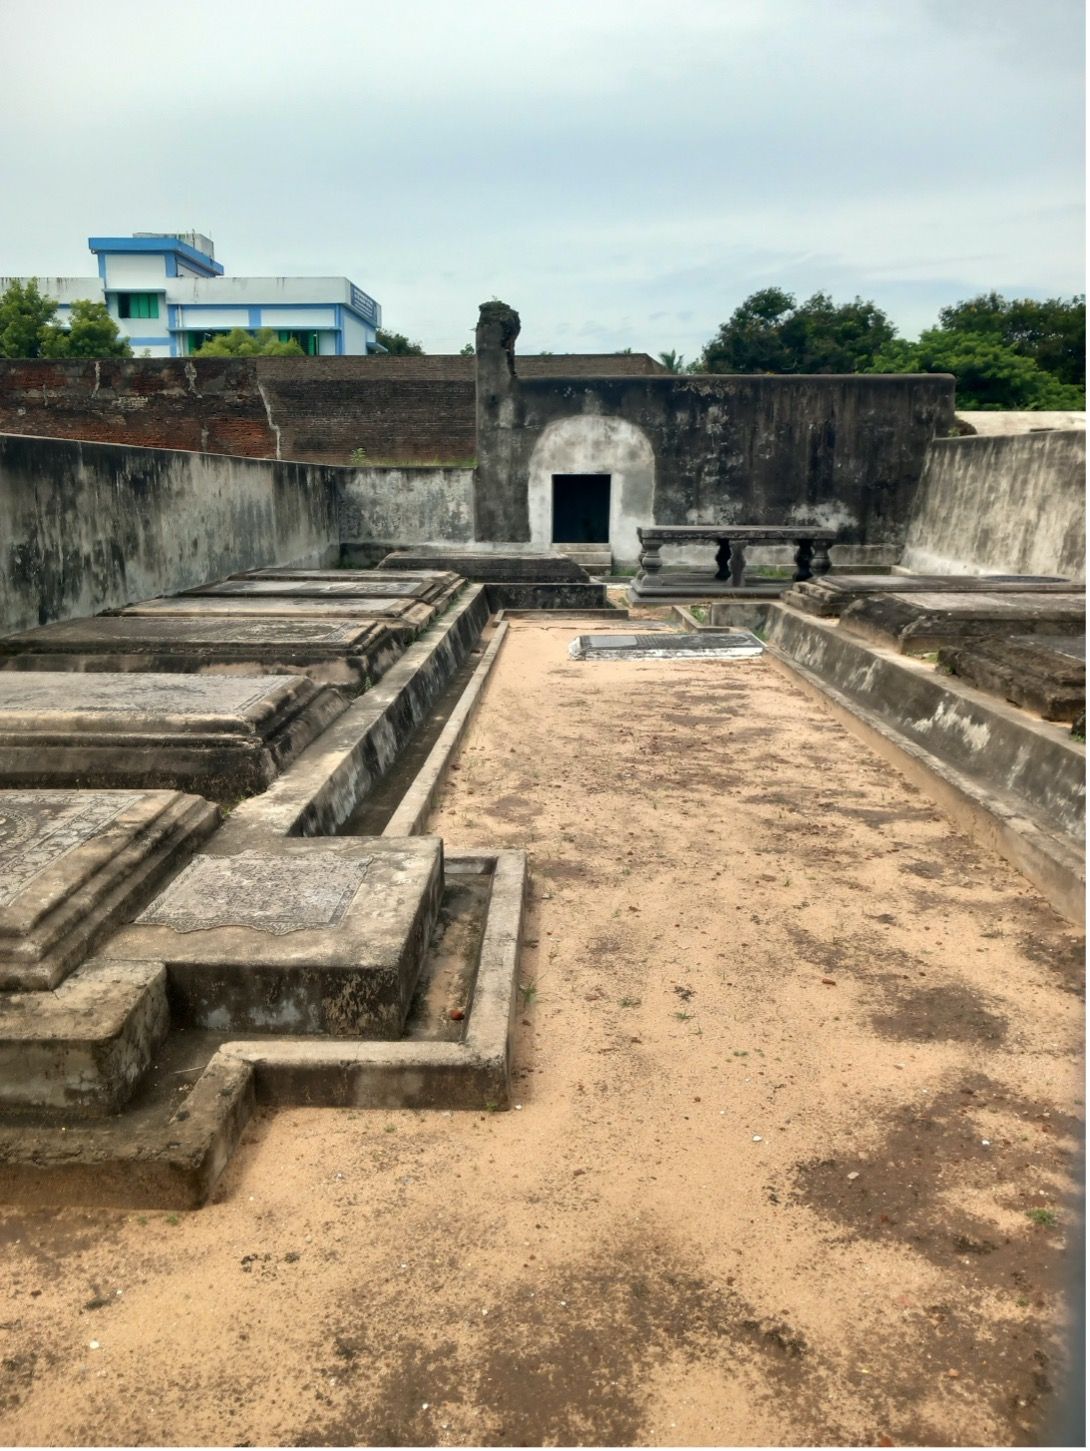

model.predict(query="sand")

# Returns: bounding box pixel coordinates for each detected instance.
[0,620,1083,1447]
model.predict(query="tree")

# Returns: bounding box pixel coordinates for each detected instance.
[0,279,59,358]
[937,291,1085,387]
[43,299,132,358]
[375,328,424,355]
[192,327,303,357]
[868,328,1084,410]
[459,342,475,356]
[700,289,896,374]
[657,349,688,373]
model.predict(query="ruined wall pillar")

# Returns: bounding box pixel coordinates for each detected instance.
[473,301,529,541]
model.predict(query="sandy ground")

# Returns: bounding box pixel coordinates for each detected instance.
[0,620,1084,1447]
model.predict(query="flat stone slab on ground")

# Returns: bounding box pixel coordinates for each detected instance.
[629,572,788,602]
[938,634,1086,723]
[0,672,346,799]
[380,549,589,583]
[119,594,437,638]
[569,631,764,660]
[0,789,218,991]
[0,616,402,694]
[839,592,1086,654]
[103,836,443,1037]
[783,573,1073,617]
[190,572,461,607]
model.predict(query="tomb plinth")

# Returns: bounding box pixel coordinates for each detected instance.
[379,549,590,583]
[210,571,463,608]
[0,672,346,799]
[0,789,218,991]
[783,574,1072,618]
[119,594,437,641]
[103,837,443,1037]
[0,616,402,694]
[839,592,1086,655]
[938,634,1086,723]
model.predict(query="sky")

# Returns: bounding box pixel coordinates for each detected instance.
[0,0,1084,359]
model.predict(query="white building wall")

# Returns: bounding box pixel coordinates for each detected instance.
[102,253,171,288]
[341,312,371,354]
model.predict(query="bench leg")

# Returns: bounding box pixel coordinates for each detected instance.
[812,541,832,577]
[793,539,814,582]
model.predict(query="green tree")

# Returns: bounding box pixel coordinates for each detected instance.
[700,288,896,374]
[459,342,475,356]
[375,328,424,355]
[193,327,303,357]
[937,291,1085,387]
[868,328,1083,410]
[657,349,688,373]
[43,299,132,358]
[0,279,60,358]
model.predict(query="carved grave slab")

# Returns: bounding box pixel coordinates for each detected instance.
[0,616,402,694]
[783,574,1072,618]
[0,672,347,799]
[205,571,461,606]
[938,633,1086,723]
[0,789,218,990]
[104,837,443,1037]
[839,592,1086,655]
[119,594,437,639]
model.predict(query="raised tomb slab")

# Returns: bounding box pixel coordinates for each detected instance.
[783,574,1072,618]
[0,672,346,799]
[190,571,463,608]
[0,616,402,694]
[838,592,1086,655]
[0,788,218,991]
[938,634,1086,724]
[118,594,439,639]
[102,836,443,1037]
[379,549,590,583]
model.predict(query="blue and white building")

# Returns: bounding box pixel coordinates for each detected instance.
[3,232,382,357]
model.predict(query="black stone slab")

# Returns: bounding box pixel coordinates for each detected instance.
[938,634,1086,723]
[784,574,1072,618]
[569,631,763,660]
[0,673,347,800]
[0,616,402,694]
[839,592,1086,655]
[485,582,608,610]
[380,550,589,583]
[0,789,218,990]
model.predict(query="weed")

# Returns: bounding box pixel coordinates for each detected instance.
[1026,1208,1057,1228]
[674,1010,693,1022]
[519,981,538,1006]
[619,996,641,1008]
[165,1213,180,1226]
[383,1124,396,1134]
[484,1100,500,1113]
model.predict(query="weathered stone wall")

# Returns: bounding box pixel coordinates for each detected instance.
[901,430,1086,581]
[0,433,339,633]
[339,466,475,555]
[476,362,956,565]
[0,353,664,470]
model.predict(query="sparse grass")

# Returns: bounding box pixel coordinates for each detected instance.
[383,1123,397,1134]
[1026,1207,1058,1227]
[519,980,538,1006]
[673,1010,694,1022]
[619,996,641,1008]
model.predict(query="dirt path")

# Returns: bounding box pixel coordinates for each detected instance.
[0,621,1083,1447]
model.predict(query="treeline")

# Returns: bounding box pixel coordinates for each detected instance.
[659,289,1085,410]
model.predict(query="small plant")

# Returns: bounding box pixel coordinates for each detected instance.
[673,1010,693,1022]
[1026,1208,1057,1228]
[519,980,538,1006]
[619,996,641,1008]
[383,1123,396,1134]
[165,1213,180,1226]
[349,447,368,466]
[484,1100,500,1113]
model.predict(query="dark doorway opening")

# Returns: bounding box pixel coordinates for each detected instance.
[552,474,611,543]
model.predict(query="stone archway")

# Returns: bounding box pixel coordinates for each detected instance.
[526,415,656,568]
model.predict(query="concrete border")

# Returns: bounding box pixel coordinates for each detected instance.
[213,585,490,843]
[221,849,527,1110]
[384,622,509,836]
[765,607,1085,924]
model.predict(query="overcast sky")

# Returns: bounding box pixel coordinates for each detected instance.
[0,0,1084,358]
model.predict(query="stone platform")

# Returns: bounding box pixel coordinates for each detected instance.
[938,634,1086,723]
[0,672,346,799]
[0,789,218,991]
[628,571,788,602]
[0,616,403,694]
[839,592,1085,654]
[569,631,764,661]
[103,837,443,1037]
[190,571,462,609]
[783,573,1072,618]
[119,593,438,640]
[379,549,589,583]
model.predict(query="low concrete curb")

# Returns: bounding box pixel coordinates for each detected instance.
[384,623,508,837]
[765,606,1085,924]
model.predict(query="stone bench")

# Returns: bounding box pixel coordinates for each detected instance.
[636,525,837,590]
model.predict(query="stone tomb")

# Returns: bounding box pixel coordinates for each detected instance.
[379,549,590,583]
[838,592,1086,655]
[0,616,402,694]
[0,672,346,799]
[938,634,1086,723]
[783,574,1072,618]
[102,837,443,1037]
[120,593,438,640]
[0,788,218,991]
[217,569,463,609]
[569,631,764,661]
